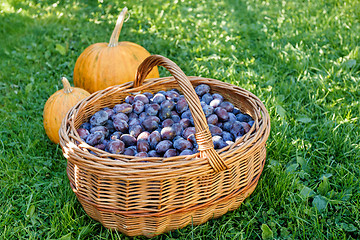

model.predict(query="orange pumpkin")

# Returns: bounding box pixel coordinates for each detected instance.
[73,7,159,93]
[43,77,90,144]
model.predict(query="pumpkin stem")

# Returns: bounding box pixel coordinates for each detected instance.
[108,7,129,47]
[61,77,72,94]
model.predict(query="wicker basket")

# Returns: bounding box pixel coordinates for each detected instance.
[59,55,270,237]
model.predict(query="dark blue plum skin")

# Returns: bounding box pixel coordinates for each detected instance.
[134,94,149,104]
[212,93,224,101]
[128,118,141,127]
[80,122,91,131]
[107,140,125,154]
[202,105,214,117]
[208,124,223,136]
[228,113,237,122]
[176,97,188,114]
[155,140,173,154]
[90,110,108,126]
[172,123,183,137]
[110,132,122,140]
[173,138,192,151]
[152,93,166,104]
[159,108,172,120]
[236,113,253,122]
[248,120,254,127]
[145,103,160,116]
[161,127,176,140]
[129,125,143,138]
[179,118,191,129]
[173,136,184,142]
[113,119,128,132]
[182,127,196,139]
[219,101,234,112]
[132,100,145,114]
[90,126,109,137]
[232,108,241,115]
[230,121,245,138]
[147,116,160,123]
[207,114,218,125]
[103,108,115,118]
[137,139,150,152]
[112,112,128,122]
[166,90,180,100]
[139,112,147,122]
[105,120,115,133]
[94,143,106,151]
[77,128,89,140]
[86,131,105,146]
[162,119,174,128]
[135,152,148,158]
[123,147,136,156]
[142,118,159,132]
[172,115,181,123]
[128,112,138,120]
[120,134,137,147]
[125,95,135,104]
[148,131,161,149]
[222,131,234,142]
[179,149,194,156]
[214,107,229,122]
[137,131,150,141]
[163,149,177,158]
[212,136,228,149]
[113,103,132,114]
[201,93,213,105]
[148,150,160,157]
[223,122,233,132]
[181,111,194,125]
[195,84,210,96]
[143,92,153,99]
[160,100,175,110]
[239,122,251,133]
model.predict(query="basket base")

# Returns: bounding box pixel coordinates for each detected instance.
[77,182,258,237]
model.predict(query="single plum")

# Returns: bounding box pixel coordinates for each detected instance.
[163,149,177,158]
[107,140,125,154]
[90,110,108,126]
[195,84,210,96]
[113,103,132,114]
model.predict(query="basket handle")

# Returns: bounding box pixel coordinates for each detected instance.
[134,55,228,172]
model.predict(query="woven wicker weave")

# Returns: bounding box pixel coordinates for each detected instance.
[59,55,270,237]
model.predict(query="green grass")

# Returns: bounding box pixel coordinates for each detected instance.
[1,0,359,239]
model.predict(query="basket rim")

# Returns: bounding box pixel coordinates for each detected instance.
[59,76,270,178]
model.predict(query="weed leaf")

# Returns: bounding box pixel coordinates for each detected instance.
[296,117,312,123]
[300,186,316,199]
[296,156,309,171]
[26,205,35,218]
[286,163,299,173]
[276,105,286,118]
[261,224,273,239]
[318,177,329,196]
[313,195,328,212]
[59,233,72,240]
[343,59,356,69]
[55,44,67,55]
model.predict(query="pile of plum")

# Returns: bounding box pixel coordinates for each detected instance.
[77,84,254,158]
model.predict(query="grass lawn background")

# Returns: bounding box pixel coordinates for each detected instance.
[0,0,359,239]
